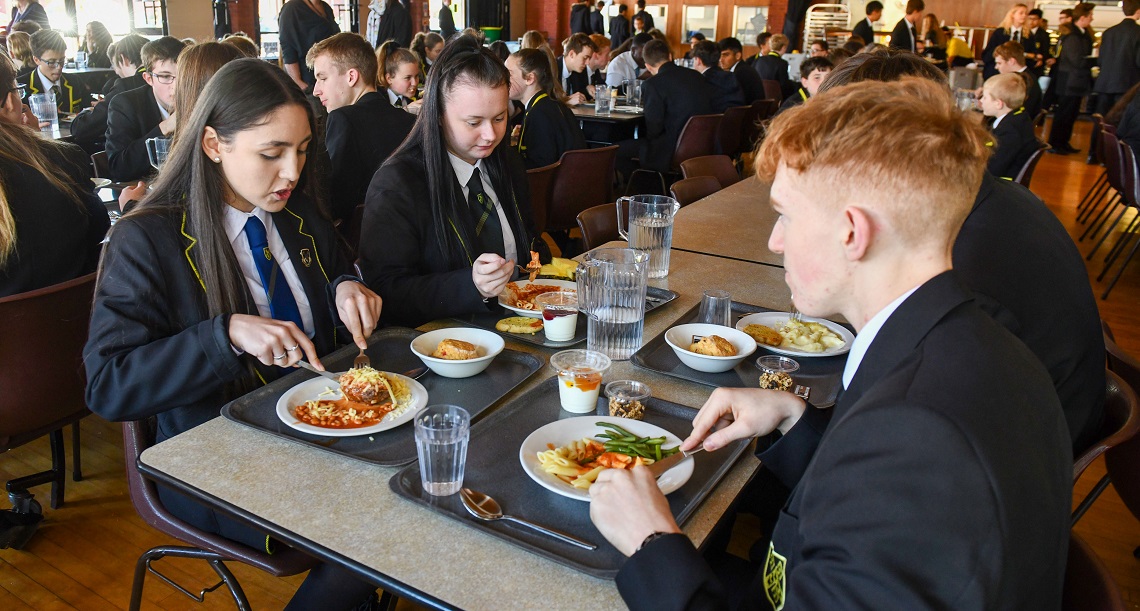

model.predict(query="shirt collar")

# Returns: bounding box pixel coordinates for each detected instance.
[841,284,922,389]
[993,112,1007,128]
[561,58,571,81]
[447,151,482,186]
[224,204,273,244]
[153,90,171,119]
[37,67,58,89]
[387,88,401,105]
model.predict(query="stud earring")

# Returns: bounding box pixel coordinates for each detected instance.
[213,157,220,163]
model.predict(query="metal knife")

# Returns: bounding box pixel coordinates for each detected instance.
[294,360,342,382]
[647,447,704,478]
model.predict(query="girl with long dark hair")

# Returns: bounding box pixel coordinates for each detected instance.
[83,21,113,68]
[359,34,546,328]
[506,48,586,169]
[84,59,382,608]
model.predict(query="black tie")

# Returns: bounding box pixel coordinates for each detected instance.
[1014,30,1021,43]
[50,85,60,104]
[467,167,504,256]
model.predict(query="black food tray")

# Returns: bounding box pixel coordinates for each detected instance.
[389,376,750,579]
[631,302,849,407]
[451,286,677,348]
[222,327,543,466]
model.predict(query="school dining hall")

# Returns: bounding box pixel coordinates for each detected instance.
[6,0,1140,608]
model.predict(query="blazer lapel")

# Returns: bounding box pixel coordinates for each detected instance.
[61,76,79,113]
[272,205,336,350]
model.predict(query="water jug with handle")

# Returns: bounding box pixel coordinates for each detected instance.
[617,194,680,279]
[576,248,650,360]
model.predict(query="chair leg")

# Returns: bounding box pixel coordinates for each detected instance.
[1080,189,1116,228]
[1080,194,1120,241]
[1102,228,1140,299]
[129,545,245,611]
[1086,205,1129,260]
[71,422,82,482]
[48,428,65,510]
[1072,474,1112,525]
[1078,179,1110,223]
[378,590,402,611]
[208,558,251,611]
[1099,214,1140,278]
[1078,171,1108,212]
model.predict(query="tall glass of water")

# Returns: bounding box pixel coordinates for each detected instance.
[414,404,470,496]
[595,84,611,115]
[617,194,680,278]
[28,93,58,135]
[577,248,650,360]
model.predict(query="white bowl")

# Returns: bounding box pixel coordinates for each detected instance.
[664,323,757,373]
[409,328,505,378]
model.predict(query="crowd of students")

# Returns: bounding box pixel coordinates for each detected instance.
[0,3,1133,607]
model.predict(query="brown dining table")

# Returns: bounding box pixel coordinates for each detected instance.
[670,176,784,268]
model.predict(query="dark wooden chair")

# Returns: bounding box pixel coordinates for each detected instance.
[670,114,724,173]
[547,145,617,234]
[1080,119,1120,227]
[717,105,750,159]
[1080,129,1126,245]
[1078,114,1111,216]
[760,79,783,102]
[576,203,628,251]
[680,155,741,188]
[526,161,560,236]
[1071,368,1140,524]
[670,176,721,208]
[123,419,319,610]
[1062,532,1126,611]
[0,273,96,550]
[1102,323,1140,557]
[1014,142,1049,189]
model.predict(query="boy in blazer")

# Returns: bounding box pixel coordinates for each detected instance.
[993,41,1042,118]
[636,40,713,173]
[852,1,881,46]
[980,72,1039,180]
[753,34,796,99]
[777,56,833,115]
[308,33,415,224]
[1093,0,1140,113]
[889,0,924,52]
[589,78,1071,610]
[691,40,744,113]
[18,29,84,114]
[557,32,597,103]
[104,36,186,182]
[717,37,764,104]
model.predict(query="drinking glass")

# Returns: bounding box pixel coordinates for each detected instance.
[146,137,171,170]
[697,289,732,327]
[595,84,611,115]
[28,93,58,134]
[617,194,680,278]
[414,404,470,496]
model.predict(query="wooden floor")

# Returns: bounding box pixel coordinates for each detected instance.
[4,120,1140,609]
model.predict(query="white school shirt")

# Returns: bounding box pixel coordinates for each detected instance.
[841,284,921,389]
[606,51,639,88]
[447,152,519,263]
[223,204,315,336]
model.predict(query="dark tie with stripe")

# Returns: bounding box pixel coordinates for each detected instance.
[242,215,304,330]
[467,167,505,256]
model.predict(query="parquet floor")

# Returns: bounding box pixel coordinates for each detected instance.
[3,120,1140,609]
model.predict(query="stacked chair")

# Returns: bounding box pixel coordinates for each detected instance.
[1079,124,1140,299]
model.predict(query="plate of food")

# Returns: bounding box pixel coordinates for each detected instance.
[275,366,428,437]
[498,279,577,318]
[736,312,853,357]
[519,416,693,501]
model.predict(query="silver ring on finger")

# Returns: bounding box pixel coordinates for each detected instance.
[286,345,299,352]
[273,353,287,361]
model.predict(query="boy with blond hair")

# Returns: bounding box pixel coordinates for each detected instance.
[980,72,1039,179]
[589,77,1070,610]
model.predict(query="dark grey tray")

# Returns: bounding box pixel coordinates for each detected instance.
[451,286,678,348]
[222,327,543,466]
[631,302,849,407]
[389,376,750,579]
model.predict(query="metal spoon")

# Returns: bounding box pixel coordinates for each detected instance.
[459,488,597,550]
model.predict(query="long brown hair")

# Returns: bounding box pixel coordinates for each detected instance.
[0,53,82,269]
[121,59,316,323]
[511,48,567,105]
[376,40,419,88]
[172,42,244,144]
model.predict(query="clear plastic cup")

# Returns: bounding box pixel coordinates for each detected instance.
[550,349,611,413]
[757,355,799,392]
[414,404,470,496]
[604,380,651,420]
[697,289,732,327]
[535,291,579,342]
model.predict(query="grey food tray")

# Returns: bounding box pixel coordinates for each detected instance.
[221,327,543,466]
[631,302,850,407]
[451,286,677,348]
[389,376,750,579]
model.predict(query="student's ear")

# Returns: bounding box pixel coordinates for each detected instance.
[201,126,223,163]
[346,68,360,87]
[843,206,875,262]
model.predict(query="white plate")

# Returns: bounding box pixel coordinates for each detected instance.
[275,372,428,437]
[497,279,577,318]
[735,312,854,357]
[519,416,694,501]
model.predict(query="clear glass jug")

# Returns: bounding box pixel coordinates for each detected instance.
[617,194,680,279]
[576,248,650,360]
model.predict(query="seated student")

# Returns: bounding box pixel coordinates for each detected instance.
[70,34,149,155]
[817,49,1104,455]
[507,48,587,169]
[105,36,187,183]
[636,39,714,173]
[18,29,85,114]
[308,32,415,223]
[778,56,833,114]
[376,40,420,112]
[993,40,1043,118]
[586,34,611,93]
[606,33,652,89]
[753,33,796,99]
[412,31,445,78]
[746,32,772,66]
[717,37,764,104]
[6,31,34,77]
[86,59,384,610]
[808,39,829,57]
[980,73,1038,180]
[359,35,547,328]
[0,53,109,297]
[557,32,597,104]
[690,40,744,112]
[220,33,260,58]
[852,1,882,46]
[590,77,1071,610]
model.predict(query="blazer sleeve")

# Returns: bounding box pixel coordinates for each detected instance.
[83,217,247,422]
[987,123,1019,179]
[105,93,161,182]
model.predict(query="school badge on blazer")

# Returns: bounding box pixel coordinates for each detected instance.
[299,248,312,267]
[763,541,787,611]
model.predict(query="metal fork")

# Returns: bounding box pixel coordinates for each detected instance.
[353,346,371,369]
[790,301,802,323]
